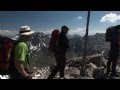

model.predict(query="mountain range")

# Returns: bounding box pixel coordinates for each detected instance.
[0,30,108,68]
[0,30,115,79]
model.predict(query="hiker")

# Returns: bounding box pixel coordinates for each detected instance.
[48,25,70,79]
[106,25,120,77]
[10,26,34,79]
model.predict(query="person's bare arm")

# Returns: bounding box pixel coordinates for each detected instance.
[14,60,29,78]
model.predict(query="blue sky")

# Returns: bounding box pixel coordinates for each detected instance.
[0,11,120,36]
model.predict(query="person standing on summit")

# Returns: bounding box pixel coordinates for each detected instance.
[48,25,70,79]
[106,25,120,77]
[10,26,34,79]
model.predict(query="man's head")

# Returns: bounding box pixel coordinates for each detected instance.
[19,26,34,41]
[61,25,69,34]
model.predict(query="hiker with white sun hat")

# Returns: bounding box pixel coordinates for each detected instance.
[10,26,34,79]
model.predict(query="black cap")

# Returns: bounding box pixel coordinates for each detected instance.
[61,25,70,30]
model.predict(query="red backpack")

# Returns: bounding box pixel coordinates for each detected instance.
[48,29,59,53]
[0,36,15,75]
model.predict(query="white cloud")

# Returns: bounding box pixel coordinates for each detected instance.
[100,13,120,23]
[89,30,106,35]
[77,16,83,19]
[69,28,106,36]
[69,27,86,36]
[41,29,54,34]
[41,27,86,36]
[76,28,84,31]
[39,28,106,37]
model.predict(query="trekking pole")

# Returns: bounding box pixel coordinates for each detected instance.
[80,11,91,77]
[100,50,105,78]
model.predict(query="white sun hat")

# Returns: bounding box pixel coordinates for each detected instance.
[19,26,34,35]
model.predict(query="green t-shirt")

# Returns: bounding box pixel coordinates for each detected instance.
[14,42,30,69]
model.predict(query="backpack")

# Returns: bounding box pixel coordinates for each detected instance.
[48,29,59,53]
[105,26,115,42]
[0,36,16,75]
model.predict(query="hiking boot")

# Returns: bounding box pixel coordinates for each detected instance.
[110,73,119,77]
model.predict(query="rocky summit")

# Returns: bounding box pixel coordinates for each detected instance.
[0,31,120,79]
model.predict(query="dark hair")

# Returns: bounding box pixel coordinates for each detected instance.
[61,25,69,30]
